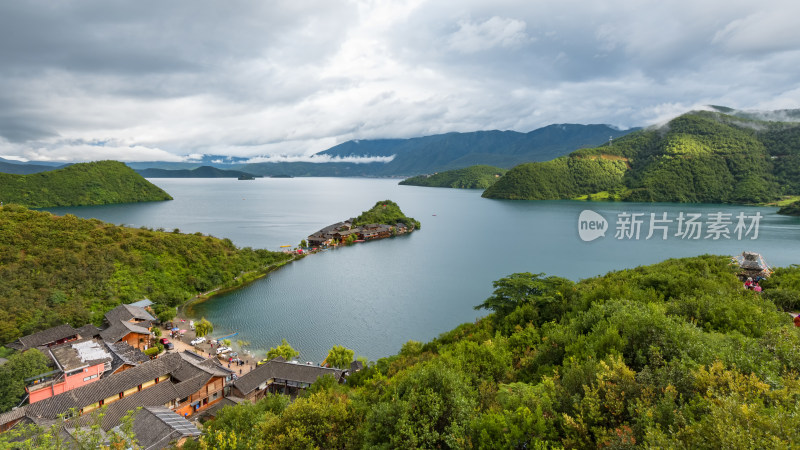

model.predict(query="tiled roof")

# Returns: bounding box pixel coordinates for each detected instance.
[105,341,149,371]
[7,324,78,351]
[232,358,344,395]
[100,320,151,343]
[74,324,101,339]
[132,406,201,450]
[70,381,179,431]
[103,304,155,324]
[25,353,184,420]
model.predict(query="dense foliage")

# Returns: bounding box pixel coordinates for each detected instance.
[193,254,800,448]
[399,165,507,189]
[353,200,421,230]
[0,161,172,208]
[0,205,292,344]
[777,200,800,216]
[484,110,800,204]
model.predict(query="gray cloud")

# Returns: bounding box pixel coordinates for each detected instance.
[0,0,798,162]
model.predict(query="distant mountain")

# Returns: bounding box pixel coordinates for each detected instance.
[235,124,636,177]
[302,124,636,176]
[0,160,172,208]
[0,158,69,175]
[125,155,251,171]
[483,109,800,203]
[400,165,507,189]
[136,166,261,179]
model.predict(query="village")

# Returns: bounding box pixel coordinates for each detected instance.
[306,217,415,249]
[0,301,362,447]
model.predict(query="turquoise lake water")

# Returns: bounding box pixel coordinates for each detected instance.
[46,178,800,361]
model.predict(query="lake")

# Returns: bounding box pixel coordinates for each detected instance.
[46,178,800,361]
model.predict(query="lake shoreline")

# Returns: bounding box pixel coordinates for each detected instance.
[179,254,301,320]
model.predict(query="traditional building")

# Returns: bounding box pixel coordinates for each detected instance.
[26,339,113,404]
[230,357,344,401]
[0,351,233,433]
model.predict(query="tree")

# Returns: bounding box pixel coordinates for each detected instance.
[300,239,307,248]
[155,306,176,324]
[194,318,213,337]
[152,327,162,338]
[266,339,299,361]
[222,339,231,347]
[325,345,354,369]
[474,272,570,323]
[0,349,51,413]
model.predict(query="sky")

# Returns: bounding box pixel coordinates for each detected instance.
[0,0,799,163]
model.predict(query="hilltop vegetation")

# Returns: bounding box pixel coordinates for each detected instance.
[353,200,420,229]
[184,255,800,448]
[484,110,800,203]
[399,165,507,189]
[0,161,172,208]
[778,200,800,216]
[0,205,292,344]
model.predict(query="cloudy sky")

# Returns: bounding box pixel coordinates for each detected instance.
[0,0,798,162]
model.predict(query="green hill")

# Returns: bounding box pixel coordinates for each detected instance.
[484,110,800,203]
[0,160,172,208]
[0,205,293,344]
[136,165,262,178]
[399,165,507,189]
[139,255,800,448]
[353,200,420,229]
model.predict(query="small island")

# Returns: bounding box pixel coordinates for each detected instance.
[306,200,419,248]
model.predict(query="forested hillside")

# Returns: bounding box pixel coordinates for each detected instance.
[399,165,507,189]
[182,255,800,448]
[0,161,172,207]
[353,200,420,229]
[484,110,800,203]
[0,205,292,344]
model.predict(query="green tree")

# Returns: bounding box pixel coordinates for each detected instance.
[222,339,232,347]
[300,239,307,248]
[266,339,299,361]
[194,318,213,337]
[0,349,51,412]
[325,345,354,369]
[474,272,571,323]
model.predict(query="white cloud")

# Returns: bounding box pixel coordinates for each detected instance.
[245,154,396,164]
[447,16,531,53]
[0,0,798,163]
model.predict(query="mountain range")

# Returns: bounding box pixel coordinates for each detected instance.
[483,108,800,204]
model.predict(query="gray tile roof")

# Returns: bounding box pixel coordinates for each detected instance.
[232,358,344,395]
[100,320,151,343]
[103,304,155,325]
[7,324,78,351]
[25,352,184,420]
[74,324,101,339]
[70,381,179,432]
[105,341,149,372]
[132,406,201,450]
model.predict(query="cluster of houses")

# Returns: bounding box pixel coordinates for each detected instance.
[307,218,413,248]
[0,301,362,447]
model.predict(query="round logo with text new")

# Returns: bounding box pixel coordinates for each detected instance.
[578,210,607,242]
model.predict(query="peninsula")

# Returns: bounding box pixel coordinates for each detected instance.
[306,200,419,248]
[0,160,172,208]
